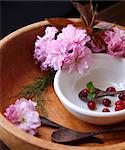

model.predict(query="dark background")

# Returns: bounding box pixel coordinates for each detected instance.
[1,1,118,39]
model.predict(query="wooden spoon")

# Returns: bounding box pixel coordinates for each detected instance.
[95,89,125,98]
[40,116,63,129]
[79,88,125,101]
[39,116,103,144]
[51,126,125,143]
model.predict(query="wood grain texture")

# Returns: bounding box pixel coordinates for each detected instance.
[0,19,125,150]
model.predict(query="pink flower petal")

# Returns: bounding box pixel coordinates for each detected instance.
[104,27,125,57]
[4,98,41,135]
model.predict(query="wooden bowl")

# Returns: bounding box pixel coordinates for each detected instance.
[0,19,125,150]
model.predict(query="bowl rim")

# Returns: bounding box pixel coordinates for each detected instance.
[0,19,125,150]
[54,53,125,117]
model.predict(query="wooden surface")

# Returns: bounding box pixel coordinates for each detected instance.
[0,18,125,150]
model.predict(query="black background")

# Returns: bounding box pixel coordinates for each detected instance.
[1,1,118,38]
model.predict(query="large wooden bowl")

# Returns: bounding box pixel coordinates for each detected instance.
[0,19,125,150]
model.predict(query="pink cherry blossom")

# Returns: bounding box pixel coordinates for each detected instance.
[104,27,125,57]
[34,36,49,63]
[43,26,58,39]
[62,45,92,75]
[4,98,41,135]
[42,40,67,70]
[34,25,92,75]
[34,26,58,68]
[42,40,92,74]
[4,105,19,124]
[57,24,90,46]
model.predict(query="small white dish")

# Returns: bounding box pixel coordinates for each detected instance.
[54,54,125,125]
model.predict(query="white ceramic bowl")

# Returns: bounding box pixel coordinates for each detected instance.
[54,54,125,125]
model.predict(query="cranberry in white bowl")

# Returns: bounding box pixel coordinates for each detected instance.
[54,54,125,125]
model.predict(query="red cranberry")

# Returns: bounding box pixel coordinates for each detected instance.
[118,93,125,101]
[102,108,110,112]
[123,103,125,108]
[106,87,116,92]
[115,105,124,111]
[102,99,111,107]
[115,100,125,106]
[87,101,96,110]
[82,88,89,97]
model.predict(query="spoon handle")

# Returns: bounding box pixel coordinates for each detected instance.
[94,126,125,135]
[40,116,63,129]
[96,90,125,98]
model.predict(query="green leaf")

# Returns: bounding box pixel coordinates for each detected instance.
[87,93,96,100]
[87,81,95,93]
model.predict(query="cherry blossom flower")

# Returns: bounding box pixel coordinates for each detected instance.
[57,24,90,46]
[42,40,67,70]
[34,36,49,63]
[43,26,58,39]
[62,45,92,75]
[34,25,92,75]
[4,98,41,135]
[34,26,58,68]
[42,40,92,74]
[104,27,125,57]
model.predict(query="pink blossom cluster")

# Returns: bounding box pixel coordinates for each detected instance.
[4,98,41,135]
[104,27,125,57]
[34,25,92,75]
[91,27,125,57]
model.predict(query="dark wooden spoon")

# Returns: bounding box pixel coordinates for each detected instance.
[95,89,125,98]
[40,116,63,129]
[79,88,125,101]
[39,116,103,144]
[51,126,125,143]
